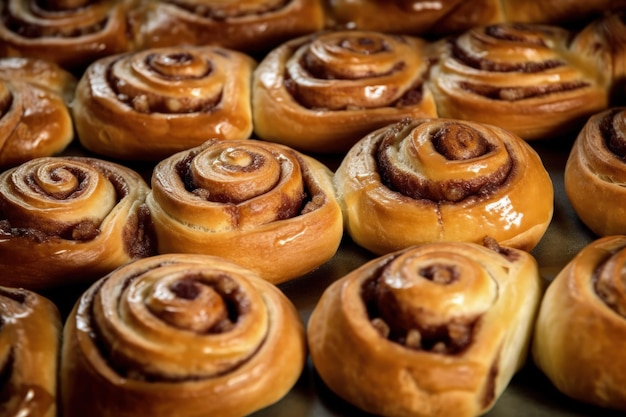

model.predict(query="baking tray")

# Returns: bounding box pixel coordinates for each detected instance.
[43,136,620,417]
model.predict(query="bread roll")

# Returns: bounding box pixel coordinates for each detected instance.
[429,23,609,140]
[565,107,626,236]
[334,118,554,255]
[130,0,325,53]
[325,0,504,36]
[146,139,343,284]
[308,239,542,417]
[532,235,626,411]
[61,253,306,417]
[252,30,438,153]
[0,156,156,290]
[570,12,626,105]
[0,0,133,72]
[0,286,61,417]
[73,45,256,161]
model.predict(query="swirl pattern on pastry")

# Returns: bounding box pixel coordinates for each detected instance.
[61,254,306,417]
[0,57,75,169]
[308,240,542,417]
[0,286,61,417]
[130,0,324,52]
[571,12,626,105]
[0,0,133,71]
[0,156,156,290]
[73,46,256,161]
[146,139,343,284]
[429,23,608,140]
[252,30,438,153]
[532,235,626,411]
[334,118,554,255]
[564,107,626,236]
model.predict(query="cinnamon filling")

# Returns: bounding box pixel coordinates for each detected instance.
[168,0,288,19]
[460,80,589,101]
[593,250,626,318]
[484,24,549,46]
[5,11,109,39]
[600,110,626,159]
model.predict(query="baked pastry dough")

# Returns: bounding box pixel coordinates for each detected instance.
[532,235,626,411]
[146,139,343,284]
[0,0,133,72]
[334,118,553,255]
[501,0,626,25]
[308,239,542,417]
[571,12,626,105]
[73,45,256,161]
[0,286,61,417]
[0,156,156,290]
[429,23,609,140]
[130,0,325,53]
[61,253,306,417]
[565,107,626,236]
[0,57,75,168]
[325,0,504,36]
[252,30,438,153]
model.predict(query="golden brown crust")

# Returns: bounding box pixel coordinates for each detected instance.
[130,0,325,52]
[73,46,256,161]
[429,23,609,140]
[146,139,343,284]
[0,286,61,417]
[0,81,73,169]
[532,235,626,411]
[325,0,504,36]
[564,107,626,236]
[0,0,134,72]
[252,30,438,153]
[334,118,554,255]
[308,241,542,417]
[501,0,626,25]
[61,254,307,417]
[0,156,156,290]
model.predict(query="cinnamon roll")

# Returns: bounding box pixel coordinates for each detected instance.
[501,0,626,26]
[308,239,542,417]
[334,118,554,255]
[0,286,61,417]
[0,0,134,72]
[325,0,504,36]
[564,108,626,236]
[532,235,626,411]
[252,30,438,153]
[0,57,75,169]
[0,156,156,290]
[73,46,256,161]
[429,23,609,140]
[130,0,325,53]
[570,12,626,105]
[145,139,343,284]
[61,253,307,417]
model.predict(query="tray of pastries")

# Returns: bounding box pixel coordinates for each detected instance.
[1,1,626,416]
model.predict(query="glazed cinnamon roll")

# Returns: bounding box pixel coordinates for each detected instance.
[0,156,156,290]
[0,57,75,169]
[0,286,61,417]
[308,240,542,417]
[429,23,609,140]
[570,12,626,105]
[145,139,343,284]
[564,108,626,236]
[61,253,307,417]
[73,46,256,161]
[325,0,504,36]
[532,235,626,411]
[334,118,554,255]
[130,0,325,53]
[252,30,438,153]
[0,0,133,72]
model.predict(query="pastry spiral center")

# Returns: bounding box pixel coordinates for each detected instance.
[190,145,280,203]
[432,124,489,160]
[594,250,626,318]
[147,53,212,79]
[601,109,626,159]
